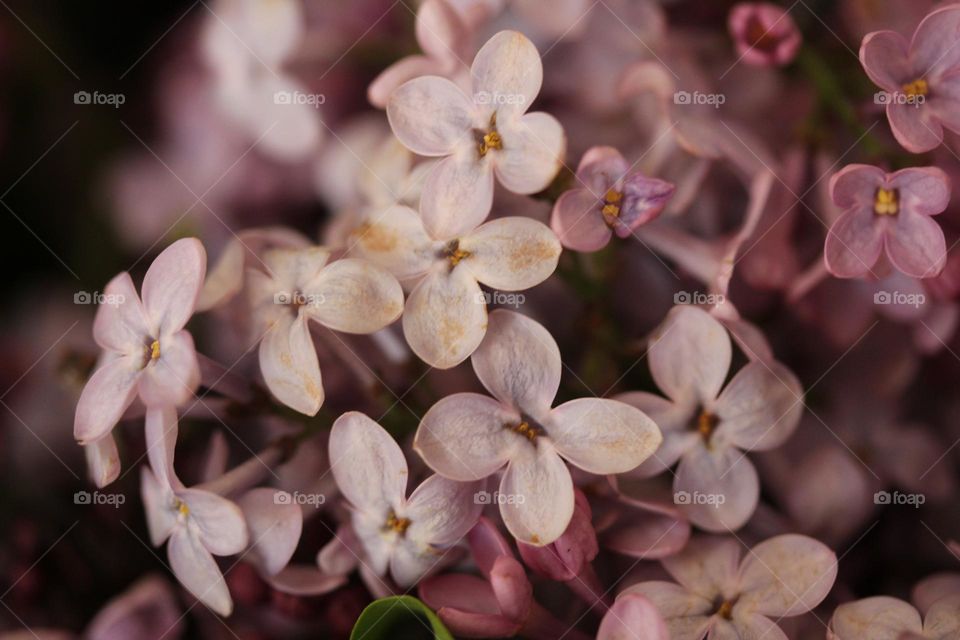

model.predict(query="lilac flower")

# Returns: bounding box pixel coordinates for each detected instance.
[414,310,661,545]
[83,576,183,640]
[74,238,206,445]
[387,30,566,239]
[597,594,669,640]
[626,534,837,640]
[349,205,561,368]
[825,164,950,279]
[247,247,404,414]
[619,305,802,532]
[551,146,675,252]
[829,594,960,639]
[328,411,483,587]
[140,407,249,616]
[860,4,960,153]
[728,3,801,67]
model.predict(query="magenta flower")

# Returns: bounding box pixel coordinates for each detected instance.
[860,4,960,152]
[328,412,483,587]
[825,164,950,279]
[626,534,837,640]
[551,146,675,252]
[415,310,661,545]
[728,3,801,67]
[829,594,960,639]
[387,30,566,240]
[74,238,206,445]
[619,305,802,532]
[140,408,249,616]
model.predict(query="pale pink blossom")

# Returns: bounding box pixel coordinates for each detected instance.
[551,146,674,252]
[828,594,960,639]
[860,4,960,153]
[626,534,837,640]
[349,205,561,368]
[140,407,249,616]
[387,30,566,239]
[825,164,950,279]
[74,238,206,445]
[328,412,483,587]
[246,247,404,414]
[596,593,669,640]
[728,3,801,68]
[619,305,803,532]
[415,310,661,545]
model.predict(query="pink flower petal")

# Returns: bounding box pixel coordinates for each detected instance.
[265,565,346,596]
[597,593,669,640]
[885,210,947,278]
[420,150,495,241]
[369,55,448,109]
[662,536,741,599]
[467,517,514,577]
[140,466,177,547]
[459,216,561,291]
[546,397,662,474]
[494,112,565,194]
[828,596,920,640]
[713,361,803,452]
[178,488,249,556]
[731,614,787,640]
[405,474,484,545]
[910,4,960,77]
[621,582,712,635]
[824,208,884,278]
[550,188,612,252]
[471,309,560,416]
[347,205,437,280]
[258,312,323,415]
[417,0,468,62]
[387,76,474,156]
[924,593,960,637]
[470,30,542,120]
[85,433,121,489]
[167,528,232,616]
[675,445,759,532]
[237,488,303,576]
[498,444,574,546]
[420,573,500,615]
[93,272,151,353]
[858,30,910,90]
[302,258,404,333]
[73,355,140,444]
[329,412,408,515]
[85,576,182,640]
[143,406,179,490]
[887,101,943,153]
[141,238,206,335]
[415,392,519,481]
[489,555,532,622]
[737,534,837,617]
[615,391,698,477]
[403,267,488,368]
[889,167,951,216]
[649,306,732,407]
[830,164,885,209]
[138,330,200,408]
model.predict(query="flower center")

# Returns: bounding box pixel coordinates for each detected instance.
[601,189,623,220]
[695,410,719,444]
[385,510,411,535]
[145,339,161,363]
[444,239,471,267]
[901,78,928,98]
[476,114,503,157]
[173,497,189,518]
[874,187,899,216]
[506,419,541,442]
[712,596,738,620]
[746,18,779,52]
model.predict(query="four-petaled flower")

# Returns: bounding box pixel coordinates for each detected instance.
[728,2,801,68]
[860,4,960,152]
[414,309,662,545]
[619,305,802,532]
[825,164,950,279]
[829,594,960,639]
[551,146,674,252]
[387,30,566,240]
[626,534,837,640]
[74,238,206,445]
[328,412,483,587]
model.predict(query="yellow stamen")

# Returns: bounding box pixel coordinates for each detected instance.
[697,411,719,442]
[448,247,471,266]
[902,78,929,98]
[175,499,189,517]
[874,187,899,216]
[717,599,735,620]
[507,421,538,442]
[149,340,161,360]
[479,130,503,156]
[602,189,623,218]
[385,511,411,535]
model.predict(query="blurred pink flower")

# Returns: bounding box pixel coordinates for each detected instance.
[825,164,950,279]
[597,593,669,640]
[619,305,803,532]
[626,534,837,639]
[551,146,674,252]
[387,30,565,239]
[828,594,960,639]
[73,238,206,445]
[860,4,960,153]
[728,3,801,67]
[415,310,661,545]
[328,412,483,587]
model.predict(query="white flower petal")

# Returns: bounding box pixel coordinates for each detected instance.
[258,312,324,416]
[459,216,561,290]
[141,238,206,335]
[93,272,151,352]
[238,488,303,576]
[736,534,837,617]
[714,361,803,452]
[387,76,474,156]
[73,355,140,445]
[470,30,542,120]
[420,150,495,241]
[498,443,574,546]
[329,412,408,515]
[494,112,565,194]
[649,306,732,406]
[85,433,120,489]
[138,330,200,408]
[675,445,758,532]
[179,489,249,556]
[140,466,176,547]
[347,205,437,281]
[302,258,404,333]
[405,475,484,545]
[167,528,233,616]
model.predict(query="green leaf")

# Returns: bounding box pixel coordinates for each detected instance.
[350,595,454,640]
